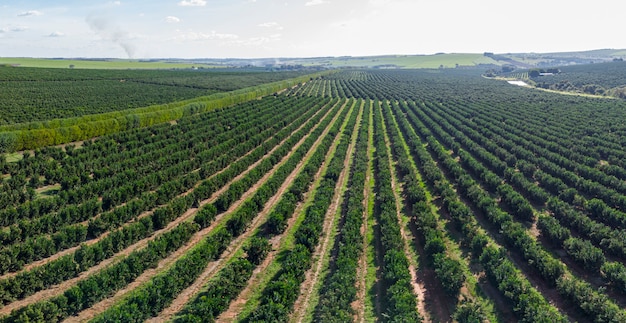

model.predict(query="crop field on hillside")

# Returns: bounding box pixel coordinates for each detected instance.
[304,53,498,69]
[1,69,626,322]
[0,66,311,124]
[0,58,214,70]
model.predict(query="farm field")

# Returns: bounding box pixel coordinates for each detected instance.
[301,53,499,69]
[529,61,626,98]
[0,58,214,70]
[1,69,626,322]
[0,66,313,125]
[0,68,327,153]
[0,54,500,70]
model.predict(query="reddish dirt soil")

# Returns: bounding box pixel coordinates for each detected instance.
[352,112,372,323]
[153,101,343,323]
[2,110,321,319]
[290,102,359,323]
[385,148,432,321]
[65,102,340,323]
[352,171,370,323]
[216,100,347,322]
[0,111,306,283]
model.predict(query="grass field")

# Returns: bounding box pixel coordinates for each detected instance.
[1,53,500,70]
[304,53,500,68]
[0,57,219,69]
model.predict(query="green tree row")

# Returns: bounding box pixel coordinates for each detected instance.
[314,101,368,321]
[242,98,357,322]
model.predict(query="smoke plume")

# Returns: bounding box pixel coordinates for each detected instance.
[86,14,136,58]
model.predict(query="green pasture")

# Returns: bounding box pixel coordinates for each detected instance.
[0,57,219,69]
[307,53,499,68]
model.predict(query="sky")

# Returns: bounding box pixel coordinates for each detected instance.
[0,0,623,59]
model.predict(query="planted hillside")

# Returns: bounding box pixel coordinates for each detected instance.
[526,61,626,97]
[0,68,330,152]
[0,66,312,124]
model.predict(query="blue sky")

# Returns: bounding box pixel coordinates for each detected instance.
[0,0,623,58]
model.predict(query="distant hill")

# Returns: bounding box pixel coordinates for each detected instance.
[2,49,625,70]
[495,49,626,69]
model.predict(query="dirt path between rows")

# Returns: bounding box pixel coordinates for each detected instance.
[353,103,374,322]
[290,102,361,323]
[354,169,370,323]
[0,107,322,318]
[215,195,305,322]
[216,103,345,322]
[63,103,336,323]
[152,100,345,323]
[0,112,312,283]
[0,205,191,317]
[381,113,430,322]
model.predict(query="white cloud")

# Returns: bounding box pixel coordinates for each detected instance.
[165,16,181,23]
[11,26,28,32]
[226,34,281,46]
[179,0,207,6]
[175,30,239,41]
[47,31,65,37]
[258,22,283,30]
[1,26,28,33]
[17,10,43,17]
[305,0,329,6]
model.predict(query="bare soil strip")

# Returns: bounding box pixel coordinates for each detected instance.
[218,100,351,322]
[0,108,321,282]
[215,103,348,322]
[151,100,347,323]
[354,173,370,323]
[0,104,323,318]
[353,102,375,322]
[380,107,428,321]
[216,187,307,322]
[216,106,346,322]
[63,101,342,323]
[290,102,362,323]
[216,171,319,322]
[388,101,504,322]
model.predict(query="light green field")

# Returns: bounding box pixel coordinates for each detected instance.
[0,57,219,69]
[610,50,626,57]
[304,53,499,69]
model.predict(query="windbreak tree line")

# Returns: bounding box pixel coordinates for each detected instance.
[0,69,332,152]
[0,66,313,124]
